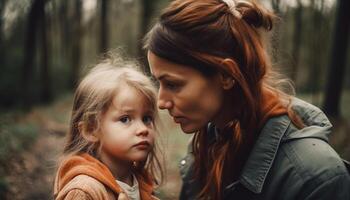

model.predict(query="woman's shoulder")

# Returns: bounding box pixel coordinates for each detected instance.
[260,98,350,198]
[271,136,350,199]
[289,97,332,129]
[279,137,348,179]
[55,175,115,200]
[279,97,347,181]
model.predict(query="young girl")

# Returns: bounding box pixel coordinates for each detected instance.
[54,56,163,200]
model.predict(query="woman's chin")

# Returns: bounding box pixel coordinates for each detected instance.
[180,123,200,134]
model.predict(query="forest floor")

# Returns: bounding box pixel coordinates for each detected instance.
[0,92,349,200]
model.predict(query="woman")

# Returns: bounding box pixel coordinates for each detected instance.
[144,0,350,199]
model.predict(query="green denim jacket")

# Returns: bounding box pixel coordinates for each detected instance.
[179,98,350,200]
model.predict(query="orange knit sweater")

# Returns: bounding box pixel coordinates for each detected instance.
[54,153,156,200]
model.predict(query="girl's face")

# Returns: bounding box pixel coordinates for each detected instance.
[148,51,225,133]
[99,85,156,163]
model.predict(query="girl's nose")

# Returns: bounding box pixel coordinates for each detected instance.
[136,122,149,137]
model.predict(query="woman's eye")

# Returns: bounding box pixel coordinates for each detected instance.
[165,82,178,90]
[119,116,131,123]
[143,115,154,125]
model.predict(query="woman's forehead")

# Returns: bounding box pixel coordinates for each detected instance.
[148,51,200,80]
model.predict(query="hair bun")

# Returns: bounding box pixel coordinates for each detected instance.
[236,1,274,30]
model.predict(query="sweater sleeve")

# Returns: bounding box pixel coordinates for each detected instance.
[63,189,93,200]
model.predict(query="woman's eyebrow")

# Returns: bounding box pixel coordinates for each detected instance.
[155,74,170,80]
[158,74,185,81]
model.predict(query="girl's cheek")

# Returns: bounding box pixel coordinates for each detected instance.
[150,130,156,141]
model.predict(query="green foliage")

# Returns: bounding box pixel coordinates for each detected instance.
[0,178,7,199]
[0,112,39,195]
[0,113,39,162]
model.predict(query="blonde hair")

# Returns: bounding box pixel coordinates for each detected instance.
[61,54,163,184]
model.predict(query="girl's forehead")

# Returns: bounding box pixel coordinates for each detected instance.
[108,86,154,114]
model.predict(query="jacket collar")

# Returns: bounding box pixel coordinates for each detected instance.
[229,98,333,194]
[233,115,291,194]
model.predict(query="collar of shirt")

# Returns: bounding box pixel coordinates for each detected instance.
[116,174,141,200]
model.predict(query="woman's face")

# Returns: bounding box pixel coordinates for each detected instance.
[148,51,225,133]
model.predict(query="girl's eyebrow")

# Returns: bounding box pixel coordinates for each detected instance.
[144,109,155,115]
[114,107,154,115]
[120,108,136,113]
[110,106,135,114]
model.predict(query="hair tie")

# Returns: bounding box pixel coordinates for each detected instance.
[222,0,242,18]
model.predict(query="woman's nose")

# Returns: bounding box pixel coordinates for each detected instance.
[157,99,173,110]
[157,89,173,110]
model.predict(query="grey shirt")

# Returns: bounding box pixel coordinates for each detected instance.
[179,98,350,199]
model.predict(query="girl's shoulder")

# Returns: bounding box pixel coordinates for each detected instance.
[55,175,116,200]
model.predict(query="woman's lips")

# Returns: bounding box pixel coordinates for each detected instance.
[173,116,187,124]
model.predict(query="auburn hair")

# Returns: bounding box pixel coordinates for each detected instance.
[144,0,302,199]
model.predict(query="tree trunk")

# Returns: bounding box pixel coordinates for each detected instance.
[322,0,350,117]
[0,0,7,67]
[270,0,282,63]
[70,0,82,88]
[291,0,302,82]
[38,0,52,103]
[21,0,43,109]
[59,0,70,59]
[138,0,158,73]
[271,0,281,14]
[100,0,109,54]
[308,0,324,103]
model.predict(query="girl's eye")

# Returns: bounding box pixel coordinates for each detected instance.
[119,116,131,123]
[143,115,154,125]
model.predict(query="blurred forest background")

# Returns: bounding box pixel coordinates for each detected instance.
[0,0,349,199]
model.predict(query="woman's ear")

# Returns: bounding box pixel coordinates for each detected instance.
[220,59,236,90]
[78,122,99,142]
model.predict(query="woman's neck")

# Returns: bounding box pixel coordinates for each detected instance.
[99,151,134,186]
[212,91,241,130]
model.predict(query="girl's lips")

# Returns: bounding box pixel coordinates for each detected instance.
[133,141,150,150]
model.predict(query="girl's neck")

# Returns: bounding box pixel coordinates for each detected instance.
[99,151,134,186]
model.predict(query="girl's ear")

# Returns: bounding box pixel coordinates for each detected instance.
[219,59,236,90]
[78,122,99,142]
